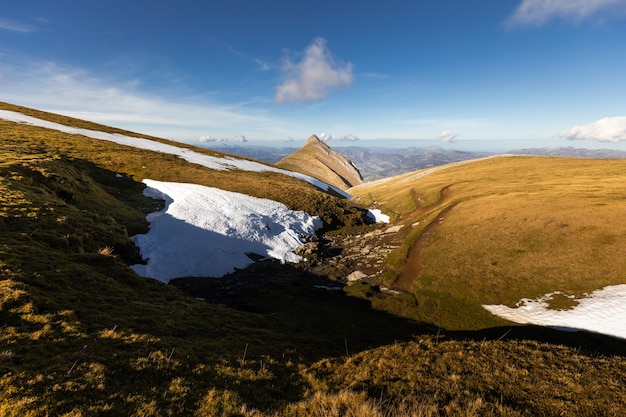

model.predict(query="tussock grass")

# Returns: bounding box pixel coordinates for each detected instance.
[304,336,626,417]
[350,155,626,329]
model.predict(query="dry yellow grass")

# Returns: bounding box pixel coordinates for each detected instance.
[350,155,626,329]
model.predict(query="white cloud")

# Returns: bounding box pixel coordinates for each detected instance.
[558,117,626,142]
[282,136,294,143]
[438,131,459,143]
[0,17,36,33]
[198,136,228,143]
[318,132,333,141]
[336,134,360,141]
[275,38,353,103]
[506,0,626,27]
[198,135,247,143]
[0,56,298,142]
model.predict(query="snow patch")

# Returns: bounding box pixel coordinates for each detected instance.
[366,209,390,223]
[483,285,626,340]
[130,180,322,282]
[0,110,350,197]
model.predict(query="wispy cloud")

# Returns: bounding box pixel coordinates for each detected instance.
[0,57,296,141]
[315,132,360,141]
[198,134,247,143]
[228,46,270,70]
[506,0,626,27]
[0,17,37,33]
[558,117,626,142]
[275,38,353,104]
[336,134,360,141]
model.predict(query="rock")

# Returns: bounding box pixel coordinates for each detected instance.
[346,271,368,282]
[295,242,318,258]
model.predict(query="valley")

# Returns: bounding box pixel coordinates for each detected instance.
[1,101,626,416]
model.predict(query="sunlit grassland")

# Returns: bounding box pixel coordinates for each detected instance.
[2,103,626,416]
[350,156,626,329]
[0,102,365,230]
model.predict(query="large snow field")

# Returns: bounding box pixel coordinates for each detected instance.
[130,179,323,282]
[483,285,626,340]
[0,110,350,198]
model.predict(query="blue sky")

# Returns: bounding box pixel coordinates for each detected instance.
[1,0,626,151]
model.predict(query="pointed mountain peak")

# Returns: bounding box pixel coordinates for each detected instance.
[275,135,363,191]
[306,134,324,144]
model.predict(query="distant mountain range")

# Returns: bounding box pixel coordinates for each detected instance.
[202,143,626,182]
[508,146,626,159]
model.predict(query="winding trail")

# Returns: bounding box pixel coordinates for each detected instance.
[393,186,456,292]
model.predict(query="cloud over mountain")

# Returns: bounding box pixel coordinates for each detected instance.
[558,116,626,142]
[275,38,353,104]
[336,134,360,141]
[199,135,247,143]
[438,131,459,143]
[506,0,626,27]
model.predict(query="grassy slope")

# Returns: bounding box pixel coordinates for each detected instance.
[350,155,626,329]
[1,104,626,416]
[0,102,365,231]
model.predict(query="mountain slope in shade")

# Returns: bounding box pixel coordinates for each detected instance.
[275,135,363,190]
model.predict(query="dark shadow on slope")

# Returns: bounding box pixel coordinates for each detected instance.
[444,324,626,356]
[171,260,626,360]
[171,260,437,362]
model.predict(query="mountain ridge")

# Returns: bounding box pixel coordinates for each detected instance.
[275,134,363,190]
[200,143,626,182]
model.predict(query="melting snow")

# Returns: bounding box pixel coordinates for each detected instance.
[366,209,390,223]
[130,180,322,282]
[0,110,350,198]
[483,285,626,340]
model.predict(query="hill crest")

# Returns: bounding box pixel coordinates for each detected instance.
[276,134,363,190]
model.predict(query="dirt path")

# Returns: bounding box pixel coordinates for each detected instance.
[394,186,456,293]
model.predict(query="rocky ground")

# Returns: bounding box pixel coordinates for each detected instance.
[170,224,408,309]
[298,225,404,286]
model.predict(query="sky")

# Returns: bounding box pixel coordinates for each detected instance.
[1,0,626,151]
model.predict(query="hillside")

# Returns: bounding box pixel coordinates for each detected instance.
[338,146,491,181]
[275,135,363,190]
[349,155,626,333]
[1,102,626,416]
